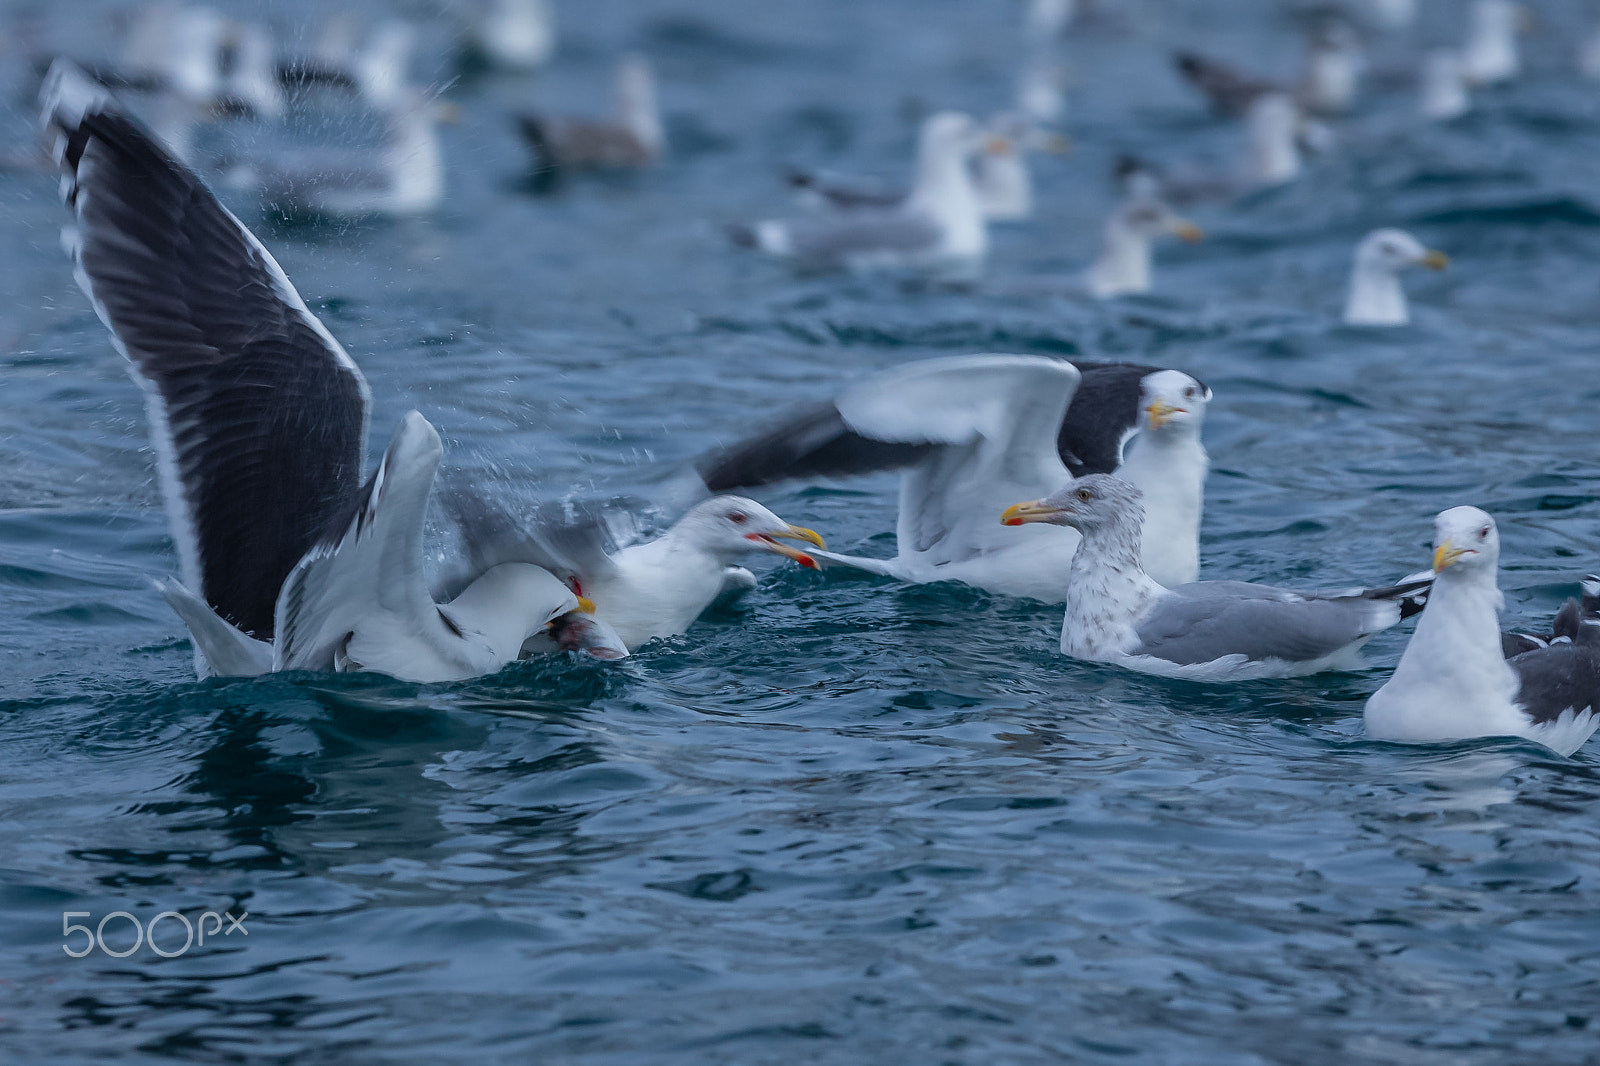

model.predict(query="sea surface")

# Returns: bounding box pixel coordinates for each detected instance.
[3,0,1600,1062]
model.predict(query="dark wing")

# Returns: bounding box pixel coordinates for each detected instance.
[784,167,907,209]
[1057,362,1164,476]
[42,62,371,639]
[1510,629,1600,727]
[698,401,939,494]
[1172,51,1278,117]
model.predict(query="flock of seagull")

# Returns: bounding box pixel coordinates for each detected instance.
[27,0,1600,758]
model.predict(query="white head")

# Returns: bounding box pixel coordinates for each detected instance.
[1088,196,1203,298]
[918,111,982,164]
[1139,370,1211,437]
[673,496,826,566]
[1355,228,1449,277]
[1432,506,1500,580]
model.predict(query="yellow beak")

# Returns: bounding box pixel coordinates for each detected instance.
[753,525,827,568]
[1170,219,1204,243]
[1001,499,1060,526]
[1420,249,1450,271]
[1145,400,1184,429]
[985,135,1014,156]
[1432,538,1470,573]
[575,596,596,614]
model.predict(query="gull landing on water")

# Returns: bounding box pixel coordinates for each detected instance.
[40,61,626,681]
[1003,476,1430,681]
[1366,508,1600,756]
[697,356,1211,601]
[1343,228,1449,327]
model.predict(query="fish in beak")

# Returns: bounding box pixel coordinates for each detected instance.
[1145,400,1185,429]
[1001,499,1062,526]
[548,610,630,659]
[748,525,826,569]
[1432,538,1475,573]
[1419,249,1450,270]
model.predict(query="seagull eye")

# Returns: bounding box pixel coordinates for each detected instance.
[729,511,748,525]
[1478,526,1490,539]
[1184,386,1198,399]
[1076,488,1093,501]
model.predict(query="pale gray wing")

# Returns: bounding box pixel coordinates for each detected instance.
[1134,581,1398,666]
[782,209,942,264]
[435,485,625,601]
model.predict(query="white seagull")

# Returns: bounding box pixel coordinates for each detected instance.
[1343,228,1449,327]
[1366,507,1600,756]
[1460,0,1523,87]
[731,112,989,277]
[40,61,625,681]
[1003,475,1430,680]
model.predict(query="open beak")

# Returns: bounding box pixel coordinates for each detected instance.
[1169,219,1204,243]
[1419,249,1450,271]
[749,525,826,569]
[1432,538,1473,573]
[1001,499,1062,526]
[1145,400,1185,429]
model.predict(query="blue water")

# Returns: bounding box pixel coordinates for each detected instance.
[4,0,1600,1061]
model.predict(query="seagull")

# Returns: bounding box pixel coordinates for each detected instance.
[1365,508,1599,756]
[1419,49,1472,121]
[515,55,664,175]
[784,113,1066,223]
[40,61,625,681]
[1460,0,1523,87]
[1243,92,1304,188]
[220,87,454,217]
[1343,228,1449,327]
[1501,576,1600,658]
[1003,476,1429,680]
[729,111,988,277]
[697,356,1211,599]
[1174,18,1363,119]
[441,491,827,653]
[455,0,557,73]
[1082,191,1205,298]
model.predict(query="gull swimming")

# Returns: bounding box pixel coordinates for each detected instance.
[516,55,664,176]
[1003,475,1429,680]
[1365,508,1599,756]
[697,356,1212,599]
[40,61,625,681]
[220,87,453,217]
[731,112,988,276]
[1083,191,1204,298]
[455,0,557,72]
[1343,229,1449,327]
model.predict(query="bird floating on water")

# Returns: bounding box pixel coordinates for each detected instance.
[731,111,989,277]
[1419,48,1472,120]
[40,60,626,681]
[1002,475,1431,680]
[1366,508,1599,756]
[516,55,664,177]
[1460,0,1524,87]
[1343,228,1449,327]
